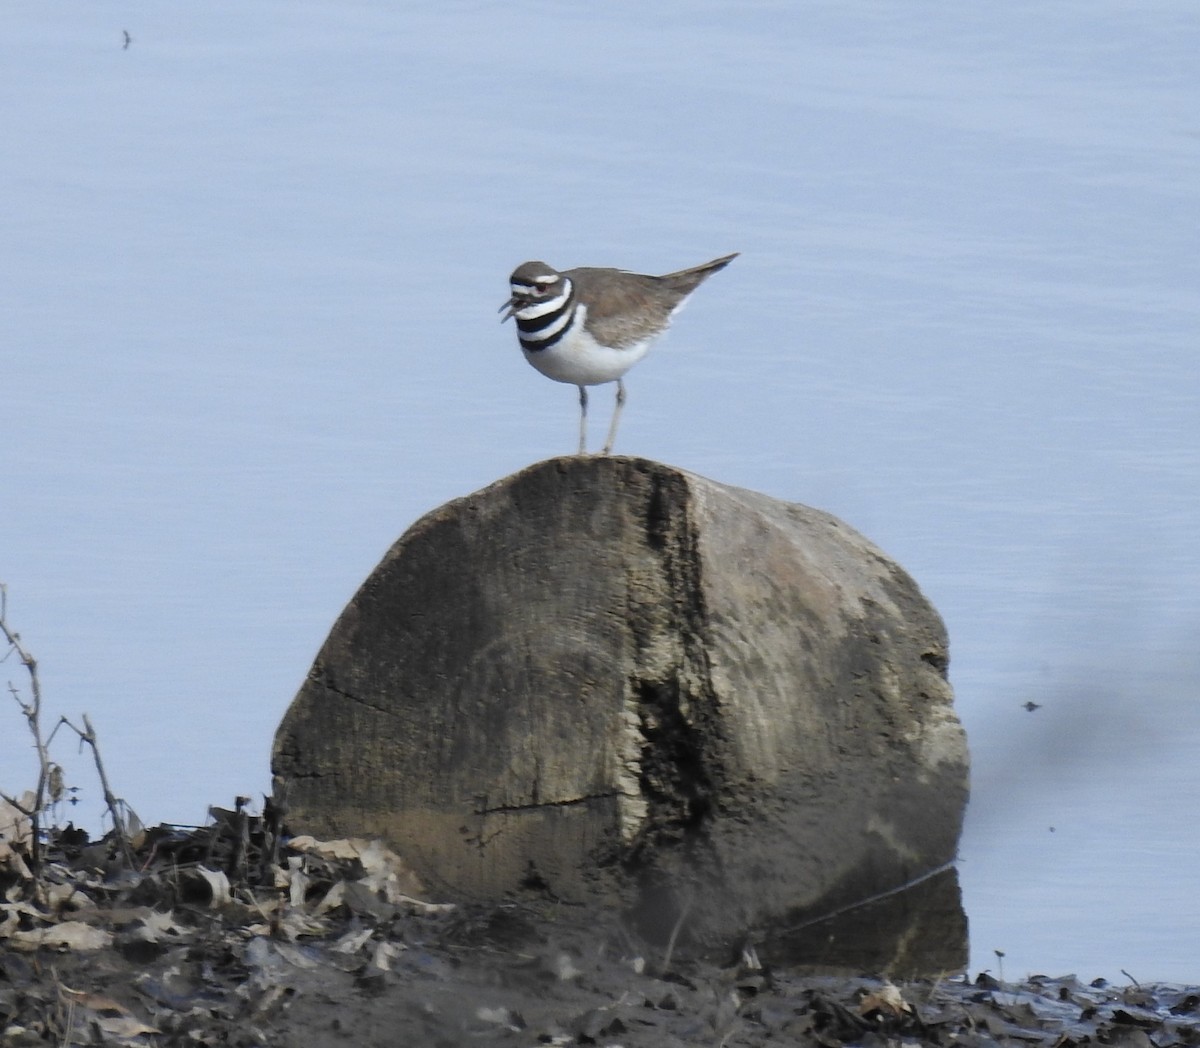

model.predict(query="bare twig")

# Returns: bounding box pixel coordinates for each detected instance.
[0,584,42,710]
[51,967,77,1048]
[260,790,288,884]
[232,795,251,883]
[58,714,137,868]
[0,786,35,815]
[1,582,50,867]
[662,889,693,973]
[3,584,142,886]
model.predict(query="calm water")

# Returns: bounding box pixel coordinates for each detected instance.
[3,2,1198,982]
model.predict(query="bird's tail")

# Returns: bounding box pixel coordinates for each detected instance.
[658,252,739,294]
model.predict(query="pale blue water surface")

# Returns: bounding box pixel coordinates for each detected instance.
[3,1,1198,982]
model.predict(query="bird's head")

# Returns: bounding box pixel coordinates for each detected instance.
[499,261,565,321]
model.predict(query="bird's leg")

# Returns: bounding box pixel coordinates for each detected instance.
[577,385,588,455]
[601,379,626,456]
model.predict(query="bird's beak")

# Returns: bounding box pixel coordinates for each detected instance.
[498,294,527,323]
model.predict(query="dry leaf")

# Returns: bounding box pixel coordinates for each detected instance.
[1,845,35,885]
[0,792,35,846]
[273,909,327,941]
[1,899,47,923]
[286,835,362,861]
[332,926,374,954]
[289,837,424,888]
[313,879,344,916]
[286,855,308,908]
[286,835,446,912]
[96,1015,160,1037]
[60,985,132,1014]
[368,940,404,972]
[273,940,321,970]
[391,893,455,916]
[134,909,188,943]
[555,952,583,981]
[475,1003,513,1022]
[860,981,912,1017]
[10,920,113,951]
[0,907,19,938]
[355,839,426,900]
[45,880,91,912]
[193,867,232,907]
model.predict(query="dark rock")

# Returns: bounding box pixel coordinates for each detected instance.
[272,456,969,974]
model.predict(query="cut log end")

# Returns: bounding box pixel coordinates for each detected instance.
[273,456,969,975]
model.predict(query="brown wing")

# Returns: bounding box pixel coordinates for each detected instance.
[567,267,675,349]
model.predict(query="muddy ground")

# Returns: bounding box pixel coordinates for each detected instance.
[2,813,1198,1047]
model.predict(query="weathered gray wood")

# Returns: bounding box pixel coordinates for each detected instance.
[272,457,969,973]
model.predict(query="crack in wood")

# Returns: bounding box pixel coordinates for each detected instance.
[473,792,620,817]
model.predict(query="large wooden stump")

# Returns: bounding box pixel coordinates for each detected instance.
[272,457,969,974]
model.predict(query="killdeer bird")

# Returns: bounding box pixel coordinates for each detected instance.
[500,252,738,455]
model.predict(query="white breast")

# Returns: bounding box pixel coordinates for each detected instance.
[520,304,655,386]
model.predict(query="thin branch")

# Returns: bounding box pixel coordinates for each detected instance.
[0,582,43,715]
[1,582,49,867]
[662,889,693,972]
[0,787,36,815]
[58,714,137,869]
[3,586,139,881]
